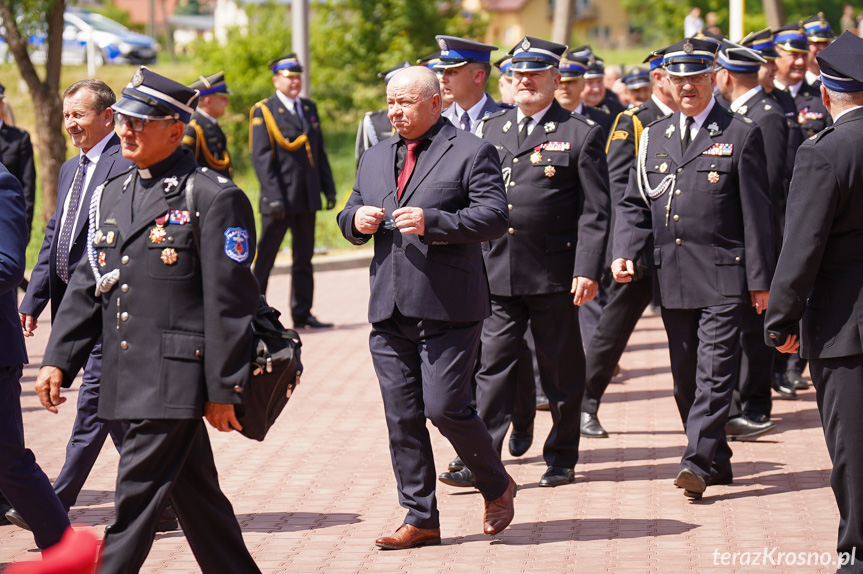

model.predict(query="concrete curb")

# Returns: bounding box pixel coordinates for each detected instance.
[270,248,373,274]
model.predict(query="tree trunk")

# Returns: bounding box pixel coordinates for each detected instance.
[0,0,67,223]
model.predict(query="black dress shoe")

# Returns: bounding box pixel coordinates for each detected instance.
[447,456,464,472]
[438,467,476,488]
[726,414,776,441]
[744,412,770,424]
[509,430,533,457]
[785,370,808,390]
[538,466,575,487]
[707,471,733,486]
[536,392,550,411]
[5,508,30,531]
[772,373,798,400]
[580,412,609,438]
[294,316,333,329]
[676,468,706,500]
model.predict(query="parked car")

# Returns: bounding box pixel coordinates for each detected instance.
[28,9,157,66]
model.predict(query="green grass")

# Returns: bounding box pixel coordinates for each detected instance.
[9,46,648,269]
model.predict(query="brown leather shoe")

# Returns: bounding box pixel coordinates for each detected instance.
[375,523,441,550]
[483,475,517,535]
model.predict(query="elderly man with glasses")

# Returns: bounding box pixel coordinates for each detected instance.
[33,67,261,573]
[613,38,774,500]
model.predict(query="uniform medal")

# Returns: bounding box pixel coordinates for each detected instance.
[161,248,178,265]
[98,252,107,268]
[544,165,556,178]
[106,231,115,244]
[707,171,720,184]
[530,150,543,164]
[149,226,167,244]
[659,162,668,174]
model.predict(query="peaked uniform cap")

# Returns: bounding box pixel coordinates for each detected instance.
[188,71,230,96]
[662,38,719,76]
[559,50,587,80]
[739,28,780,59]
[508,36,567,72]
[716,39,766,73]
[804,13,834,43]
[624,67,651,89]
[269,54,303,75]
[113,66,199,124]
[494,55,513,77]
[434,36,498,69]
[774,23,809,53]
[817,31,863,93]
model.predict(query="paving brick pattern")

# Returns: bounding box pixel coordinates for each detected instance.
[0,266,842,573]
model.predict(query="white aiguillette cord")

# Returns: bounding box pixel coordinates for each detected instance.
[636,126,677,226]
[86,173,133,296]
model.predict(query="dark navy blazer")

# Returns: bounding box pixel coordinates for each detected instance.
[20,134,132,322]
[0,165,28,368]
[338,120,509,324]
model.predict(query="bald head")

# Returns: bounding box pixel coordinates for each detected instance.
[386,66,442,139]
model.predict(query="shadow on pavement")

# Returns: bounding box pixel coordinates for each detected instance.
[448,517,698,545]
[236,511,361,532]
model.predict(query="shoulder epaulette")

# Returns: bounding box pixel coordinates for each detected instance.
[571,111,597,127]
[197,166,234,186]
[808,126,833,143]
[480,109,508,122]
[645,115,667,128]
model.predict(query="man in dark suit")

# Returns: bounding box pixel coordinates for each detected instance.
[183,72,233,178]
[355,61,410,165]
[614,38,774,500]
[766,32,863,571]
[436,35,505,133]
[251,54,336,329]
[338,65,515,549]
[439,36,611,490]
[580,49,677,439]
[0,163,71,549]
[34,67,260,573]
[0,84,36,238]
[715,40,788,440]
[5,80,177,532]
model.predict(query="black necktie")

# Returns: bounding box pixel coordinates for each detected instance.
[518,116,532,146]
[682,116,695,153]
[56,155,90,283]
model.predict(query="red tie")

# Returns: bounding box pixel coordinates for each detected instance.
[397,139,423,199]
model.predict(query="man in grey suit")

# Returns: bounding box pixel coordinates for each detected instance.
[436,35,506,133]
[338,66,515,549]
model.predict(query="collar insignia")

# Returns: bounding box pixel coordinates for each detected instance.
[707,122,720,135]
[502,120,512,133]
[737,105,748,115]
[543,121,556,133]
[665,124,675,138]
[164,176,179,193]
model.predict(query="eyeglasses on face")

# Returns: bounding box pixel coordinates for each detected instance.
[114,113,176,133]
[668,73,711,86]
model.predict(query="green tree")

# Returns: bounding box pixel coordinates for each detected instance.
[0,0,66,221]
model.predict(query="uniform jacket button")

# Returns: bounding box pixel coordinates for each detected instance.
[675,238,682,245]
[674,189,681,196]
[120,341,129,350]
[120,312,129,322]
[513,157,519,164]
[507,204,513,211]
[673,214,680,221]
[195,349,202,357]
[121,255,130,264]
[509,181,516,187]
[121,284,129,293]
[234,385,243,393]
[508,227,515,235]
[734,256,741,262]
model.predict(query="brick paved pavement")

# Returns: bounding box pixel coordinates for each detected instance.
[0,263,844,573]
